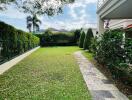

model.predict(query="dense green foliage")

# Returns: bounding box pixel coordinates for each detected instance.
[96,29,125,66]
[94,29,132,86]
[0,21,39,63]
[73,29,82,43]
[35,29,80,46]
[79,31,85,48]
[89,37,98,54]
[125,38,132,64]
[125,28,132,38]
[83,28,94,50]
[0,47,91,99]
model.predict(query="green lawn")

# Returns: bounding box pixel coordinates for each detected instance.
[129,96,132,100]
[82,51,94,61]
[0,47,91,100]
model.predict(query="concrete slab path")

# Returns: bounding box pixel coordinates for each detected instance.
[74,51,129,100]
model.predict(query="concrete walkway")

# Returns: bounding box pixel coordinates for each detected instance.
[74,51,129,100]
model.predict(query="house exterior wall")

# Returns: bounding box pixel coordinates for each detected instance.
[109,19,132,29]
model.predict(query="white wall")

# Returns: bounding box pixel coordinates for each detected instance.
[109,19,132,29]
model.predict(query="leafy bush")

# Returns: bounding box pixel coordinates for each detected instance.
[83,28,94,50]
[89,37,98,54]
[125,38,132,64]
[79,31,85,48]
[0,21,39,62]
[95,28,132,86]
[96,29,125,66]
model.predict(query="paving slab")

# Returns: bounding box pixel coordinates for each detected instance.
[74,51,129,100]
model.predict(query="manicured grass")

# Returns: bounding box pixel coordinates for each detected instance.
[0,47,91,100]
[82,51,94,61]
[129,96,132,100]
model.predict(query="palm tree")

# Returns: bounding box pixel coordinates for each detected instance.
[26,16,32,32]
[26,15,41,33]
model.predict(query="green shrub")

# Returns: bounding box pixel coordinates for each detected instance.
[79,31,85,48]
[83,28,94,50]
[0,21,39,61]
[89,37,98,54]
[96,29,125,66]
[95,28,132,86]
[125,38,132,64]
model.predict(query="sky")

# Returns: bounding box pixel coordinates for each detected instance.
[0,0,97,31]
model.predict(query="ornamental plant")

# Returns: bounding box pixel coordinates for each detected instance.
[83,28,94,50]
[96,29,125,66]
[79,31,85,48]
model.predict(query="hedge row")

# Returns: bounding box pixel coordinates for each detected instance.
[35,29,81,46]
[0,21,39,63]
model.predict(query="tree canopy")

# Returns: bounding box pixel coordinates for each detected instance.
[16,0,75,16]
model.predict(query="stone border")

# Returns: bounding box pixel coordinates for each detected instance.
[0,46,40,75]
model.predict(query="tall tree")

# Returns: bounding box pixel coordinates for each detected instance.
[83,28,94,50]
[26,15,41,33]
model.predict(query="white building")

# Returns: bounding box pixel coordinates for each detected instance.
[97,0,132,34]
[109,19,132,29]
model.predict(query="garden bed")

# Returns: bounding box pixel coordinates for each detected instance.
[82,51,132,99]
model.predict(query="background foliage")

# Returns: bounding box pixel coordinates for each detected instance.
[94,29,132,86]
[35,29,81,46]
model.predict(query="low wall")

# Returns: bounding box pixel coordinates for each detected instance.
[0,46,40,75]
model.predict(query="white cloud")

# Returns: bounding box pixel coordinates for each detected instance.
[0,4,28,19]
[41,0,97,30]
[0,0,97,31]
[65,0,97,29]
[41,18,97,31]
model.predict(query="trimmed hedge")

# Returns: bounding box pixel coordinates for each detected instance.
[83,28,94,50]
[0,21,39,63]
[79,31,85,48]
[35,30,79,46]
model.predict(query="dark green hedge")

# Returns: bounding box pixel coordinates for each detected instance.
[0,21,39,63]
[35,30,80,46]
[79,31,85,48]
